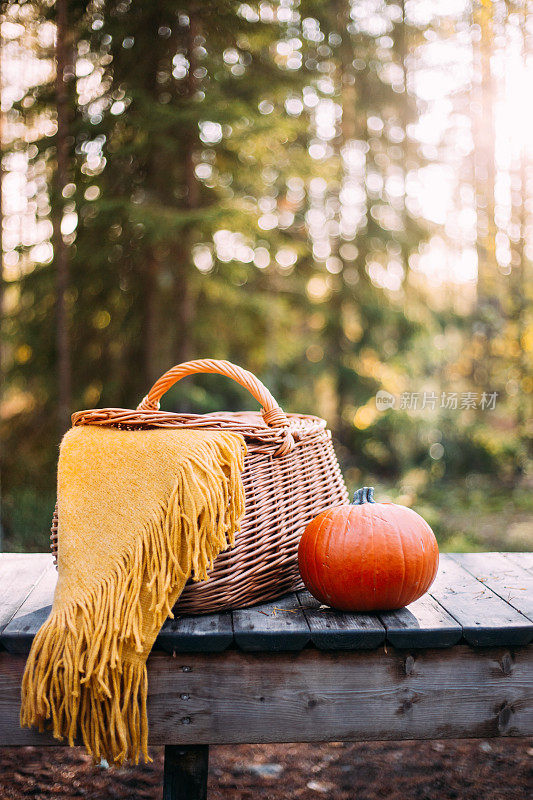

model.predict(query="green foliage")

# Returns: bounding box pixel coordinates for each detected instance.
[1,1,531,551]
[2,488,56,552]
[348,411,428,475]
[346,411,526,481]
[340,475,533,554]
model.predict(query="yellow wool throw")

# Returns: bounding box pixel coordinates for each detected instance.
[21,425,246,765]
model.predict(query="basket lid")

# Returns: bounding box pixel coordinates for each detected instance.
[70,407,328,455]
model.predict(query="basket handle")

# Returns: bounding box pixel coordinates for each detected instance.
[137,359,294,454]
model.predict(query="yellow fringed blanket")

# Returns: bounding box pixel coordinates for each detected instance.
[21,426,246,765]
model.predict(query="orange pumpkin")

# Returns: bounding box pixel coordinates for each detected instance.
[298,487,439,612]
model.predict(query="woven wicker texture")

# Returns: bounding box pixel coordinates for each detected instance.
[51,359,349,613]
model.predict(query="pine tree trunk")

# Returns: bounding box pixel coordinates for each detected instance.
[0,14,4,397]
[53,0,71,433]
[515,1,530,453]
[397,0,410,291]
[174,11,200,366]
[0,13,5,549]
[144,257,160,386]
[473,1,498,392]
[328,0,358,445]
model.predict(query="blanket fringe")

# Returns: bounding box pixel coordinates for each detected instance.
[21,432,245,765]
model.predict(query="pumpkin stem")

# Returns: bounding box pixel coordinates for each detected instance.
[352,486,376,505]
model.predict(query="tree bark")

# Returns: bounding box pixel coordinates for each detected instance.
[174,11,200,366]
[53,0,71,433]
[143,258,160,386]
[514,1,531,453]
[0,8,5,551]
[0,9,4,397]
[473,1,498,392]
[328,0,359,445]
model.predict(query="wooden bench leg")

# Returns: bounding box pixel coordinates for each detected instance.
[163,744,209,800]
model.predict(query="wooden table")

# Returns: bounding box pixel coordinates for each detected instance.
[1,552,532,799]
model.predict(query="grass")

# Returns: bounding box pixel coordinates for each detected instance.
[2,475,532,554]
[1,488,56,552]
[344,471,533,553]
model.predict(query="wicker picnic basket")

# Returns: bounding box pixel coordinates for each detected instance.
[50,359,348,613]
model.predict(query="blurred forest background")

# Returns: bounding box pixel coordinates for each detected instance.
[0,0,531,553]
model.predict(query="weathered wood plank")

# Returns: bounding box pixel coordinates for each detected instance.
[297,590,385,650]
[1,646,531,746]
[451,552,533,623]
[0,554,233,654]
[157,611,233,654]
[2,554,532,658]
[503,552,533,575]
[379,594,463,649]
[144,646,533,744]
[0,554,52,641]
[232,592,310,652]
[428,555,533,647]
[1,562,57,654]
